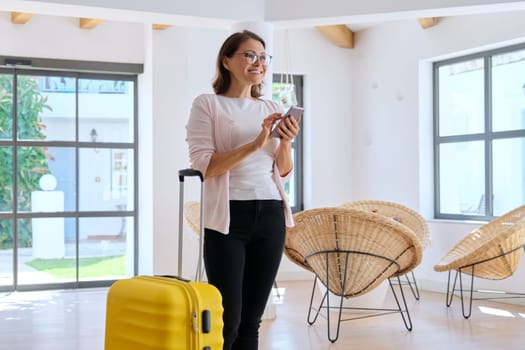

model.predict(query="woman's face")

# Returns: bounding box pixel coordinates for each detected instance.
[223,38,268,88]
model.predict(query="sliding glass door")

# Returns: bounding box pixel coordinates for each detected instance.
[0,70,137,291]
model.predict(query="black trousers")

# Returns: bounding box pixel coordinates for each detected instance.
[204,200,286,350]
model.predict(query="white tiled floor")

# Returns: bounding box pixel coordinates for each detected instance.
[2,280,525,350]
[1,288,106,350]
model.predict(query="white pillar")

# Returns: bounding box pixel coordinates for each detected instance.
[138,23,154,276]
[230,22,274,99]
[31,175,65,259]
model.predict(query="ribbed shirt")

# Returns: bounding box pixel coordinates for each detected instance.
[186,93,294,234]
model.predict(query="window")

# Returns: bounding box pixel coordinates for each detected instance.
[272,74,304,212]
[0,66,138,292]
[434,43,525,220]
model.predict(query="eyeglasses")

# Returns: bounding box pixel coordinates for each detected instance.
[235,51,272,65]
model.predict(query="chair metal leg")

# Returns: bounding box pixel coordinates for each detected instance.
[326,287,345,343]
[305,251,416,342]
[324,253,349,343]
[446,260,525,319]
[388,271,421,301]
[273,280,281,300]
[458,266,475,319]
[324,279,345,343]
[307,276,326,325]
[307,253,347,343]
[445,268,474,318]
[405,271,421,300]
[445,270,459,307]
[388,276,413,331]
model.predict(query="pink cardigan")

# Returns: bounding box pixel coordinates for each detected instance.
[186,94,295,234]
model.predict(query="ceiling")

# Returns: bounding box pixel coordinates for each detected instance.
[5,10,441,50]
[2,0,524,49]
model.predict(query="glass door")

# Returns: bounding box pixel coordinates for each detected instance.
[0,70,137,292]
[77,77,136,283]
[0,72,15,289]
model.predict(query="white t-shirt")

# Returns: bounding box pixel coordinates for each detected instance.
[216,95,281,200]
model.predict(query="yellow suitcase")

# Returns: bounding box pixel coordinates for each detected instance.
[105,169,223,349]
[104,276,223,350]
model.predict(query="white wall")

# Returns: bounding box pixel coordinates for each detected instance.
[3,6,525,296]
[349,11,525,294]
[151,27,228,276]
[0,12,144,62]
[271,28,354,279]
[273,28,354,209]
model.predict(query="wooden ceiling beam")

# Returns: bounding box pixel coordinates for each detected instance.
[152,24,172,30]
[315,24,354,49]
[11,12,34,24]
[418,17,438,29]
[79,18,104,29]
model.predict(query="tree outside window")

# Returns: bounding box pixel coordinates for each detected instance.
[0,75,51,248]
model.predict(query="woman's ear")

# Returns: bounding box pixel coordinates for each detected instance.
[222,57,231,71]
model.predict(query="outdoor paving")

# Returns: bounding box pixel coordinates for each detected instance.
[0,240,126,287]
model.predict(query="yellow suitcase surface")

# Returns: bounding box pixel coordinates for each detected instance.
[104,276,223,350]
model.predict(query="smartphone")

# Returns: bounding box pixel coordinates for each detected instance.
[271,106,304,138]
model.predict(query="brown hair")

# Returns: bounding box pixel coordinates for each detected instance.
[212,30,266,98]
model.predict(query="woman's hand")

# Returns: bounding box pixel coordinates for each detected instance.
[274,114,300,176]
[205,112,280,178]
[254,113,282,149]
[274,114,300,143]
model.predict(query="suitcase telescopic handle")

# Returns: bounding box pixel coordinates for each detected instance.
[178,168,204,182]
[178,168,205,282]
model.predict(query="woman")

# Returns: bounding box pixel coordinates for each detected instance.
[186,30,299,350]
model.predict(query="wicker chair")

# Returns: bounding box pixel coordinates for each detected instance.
[182,201,205,280]
[285,207,422,342]
[184,201,201,235]
[434,205,525,318]
[339,200,430,300]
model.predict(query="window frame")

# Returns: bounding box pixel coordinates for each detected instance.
[0,62,139,292]
[272,73,304,213]
[433,42,525,221]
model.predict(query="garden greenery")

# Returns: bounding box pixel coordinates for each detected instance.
[0,75,51,249]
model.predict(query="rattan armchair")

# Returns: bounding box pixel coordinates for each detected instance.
[434,205,525,318]
[181,201,205,280]
[184,201,201,235]
[285,207,422,342]
[339,200,430,300]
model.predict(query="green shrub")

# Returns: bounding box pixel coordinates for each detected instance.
[0,75,52,249]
